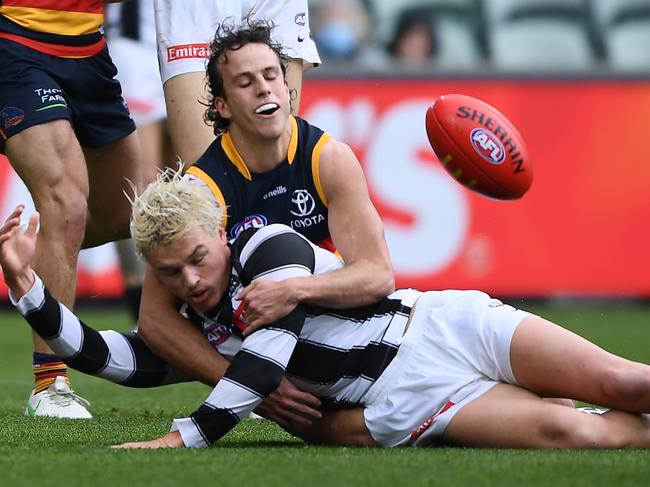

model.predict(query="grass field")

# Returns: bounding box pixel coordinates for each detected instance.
[1,302,650,487]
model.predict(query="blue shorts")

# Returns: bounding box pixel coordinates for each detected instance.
[0,38,136,154]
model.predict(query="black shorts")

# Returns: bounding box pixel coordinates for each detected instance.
[0,38,136,154]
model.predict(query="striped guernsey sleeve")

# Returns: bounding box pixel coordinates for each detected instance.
[172,225,316,448]
[10,273,186,387]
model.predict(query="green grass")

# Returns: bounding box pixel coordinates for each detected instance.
[1,303,650,487]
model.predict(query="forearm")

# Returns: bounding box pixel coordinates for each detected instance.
[5,268,35,301]
[138,311,228,386]
[296,408,377,447]
[292,259,394,309]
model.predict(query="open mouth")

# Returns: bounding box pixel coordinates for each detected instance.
[191,289,208,302]
[255,102,279,115]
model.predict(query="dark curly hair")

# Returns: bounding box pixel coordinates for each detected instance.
[203,19,289,135]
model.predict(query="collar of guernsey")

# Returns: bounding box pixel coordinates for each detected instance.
[186,115,332,228]
[0,1,105,58]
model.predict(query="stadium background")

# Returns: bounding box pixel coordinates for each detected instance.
[1,0,650,301]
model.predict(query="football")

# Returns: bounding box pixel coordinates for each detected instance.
[425,93,532,200]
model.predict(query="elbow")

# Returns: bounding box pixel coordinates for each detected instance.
[135,313,157,345]
[374,266,395,299]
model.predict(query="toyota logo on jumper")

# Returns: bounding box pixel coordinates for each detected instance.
[291,190,315,217]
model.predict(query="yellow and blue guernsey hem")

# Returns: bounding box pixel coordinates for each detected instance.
[0,0,105,58]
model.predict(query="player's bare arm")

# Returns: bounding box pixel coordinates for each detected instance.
[240,139,394,333]
[292,408,377,447]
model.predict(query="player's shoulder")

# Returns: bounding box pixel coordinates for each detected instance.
[233,224,309,255]
[233,223,314,269]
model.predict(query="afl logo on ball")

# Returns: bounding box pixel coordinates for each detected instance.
[470,128,505,165]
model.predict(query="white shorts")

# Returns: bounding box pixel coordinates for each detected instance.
[363,290,531,448]
[108,38,167,126]
[153,0,321,84]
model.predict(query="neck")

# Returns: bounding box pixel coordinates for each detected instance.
[227,119,293,173]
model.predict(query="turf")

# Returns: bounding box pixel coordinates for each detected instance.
[1,303,650,487]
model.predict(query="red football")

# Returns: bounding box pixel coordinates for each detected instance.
[425,94,532,200]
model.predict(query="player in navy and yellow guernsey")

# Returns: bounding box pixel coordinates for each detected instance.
[135,22,394,428]
[0,1,144,419]
[186,115,334,253]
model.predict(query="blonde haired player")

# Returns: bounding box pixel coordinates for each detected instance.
[5,171,650,449]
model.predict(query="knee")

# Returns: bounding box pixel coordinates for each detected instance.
[538,414,609,448]
[597,366,650,405]
[36,184,88,245]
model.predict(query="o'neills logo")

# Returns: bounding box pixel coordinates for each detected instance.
[167,43,210,62]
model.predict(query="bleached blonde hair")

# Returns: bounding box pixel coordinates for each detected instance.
[128,165,225,258]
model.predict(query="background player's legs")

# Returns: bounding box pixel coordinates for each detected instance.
[444,383,650,448]
[163,72,214,165]
[510,315,650,413]
[5,119,91,418]
[286,59,304,114]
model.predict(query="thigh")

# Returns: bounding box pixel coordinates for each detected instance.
[6,120,88,209]
[154,0,238,83]
[444,383,595,448]
[250,0,321,66]
[163,72,216,163]
[510,315,648,405]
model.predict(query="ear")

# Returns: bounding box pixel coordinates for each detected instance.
[218,226,227,244]
[215,97,231,120]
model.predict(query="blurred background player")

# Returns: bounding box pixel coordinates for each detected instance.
[153,0,321,164]
[105,0,174,323]
[0,0,144,418]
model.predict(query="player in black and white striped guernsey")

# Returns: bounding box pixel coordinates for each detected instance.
[7,170,650,450]
[0,168,416,448]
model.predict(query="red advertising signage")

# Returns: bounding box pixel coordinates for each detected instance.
[1,78,650,298]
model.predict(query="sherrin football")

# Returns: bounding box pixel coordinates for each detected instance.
[425,94,532,200]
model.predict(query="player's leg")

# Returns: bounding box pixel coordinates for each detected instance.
[251,0,321,115]
[0,37,96,418]
[81,131,142,248]
[154,0,233,164]
[444,383,650,448]
[510,315,650,413]
[6,120,92,418]
[286,59,304,115]
[162,72,215,164]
